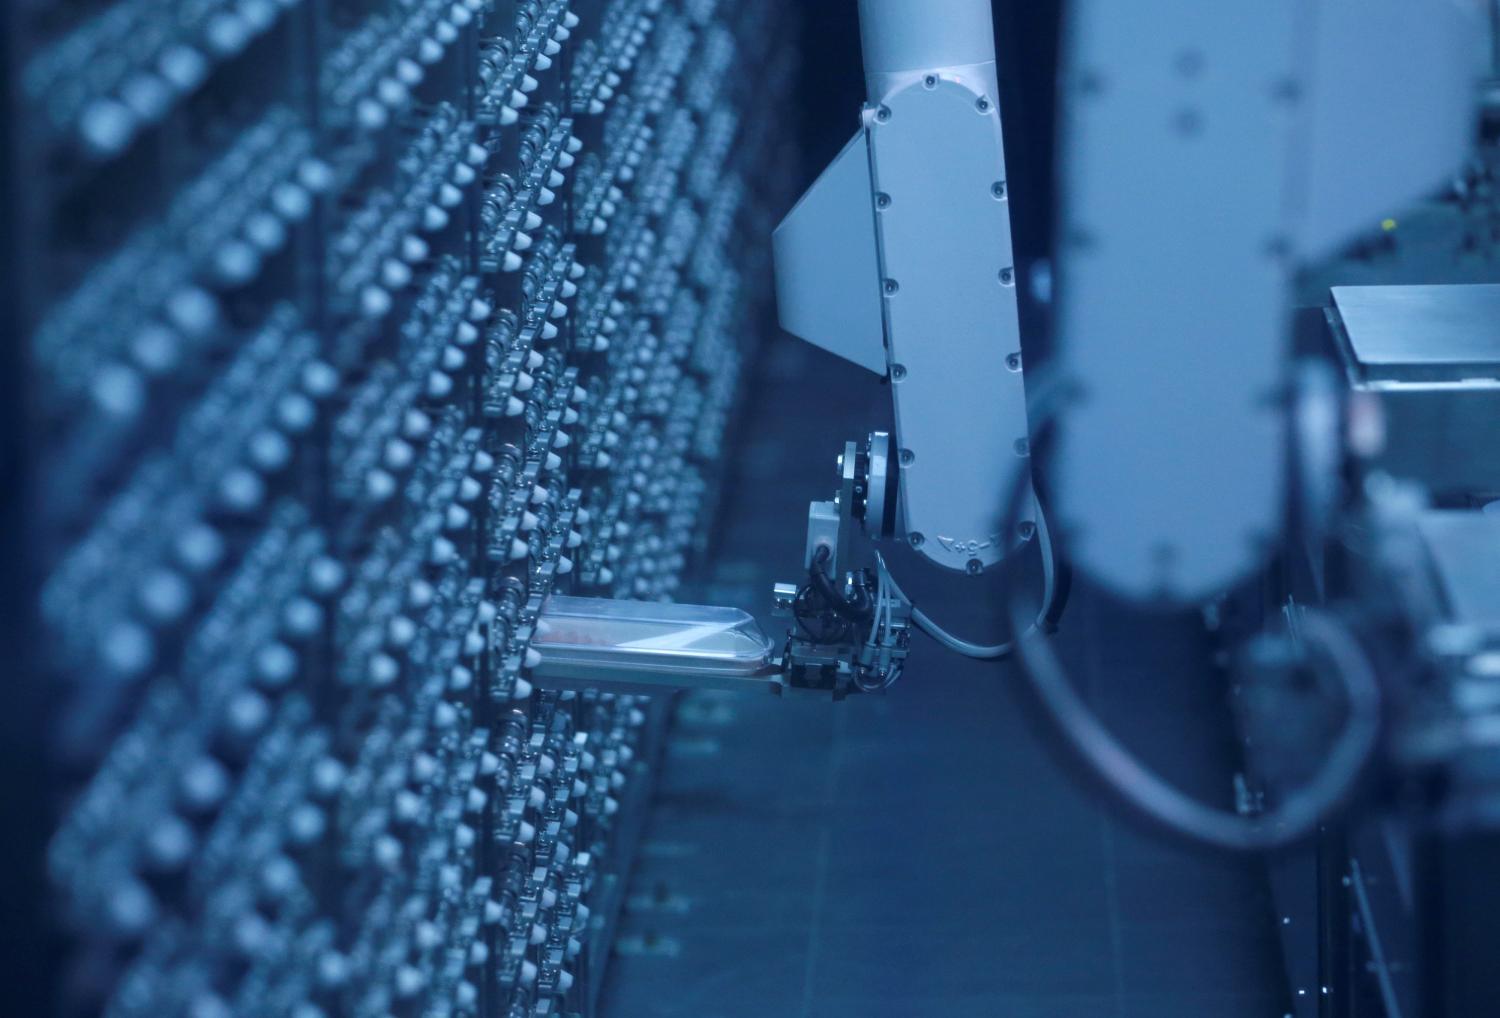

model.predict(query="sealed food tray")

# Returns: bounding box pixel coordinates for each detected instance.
[529,596,780,693]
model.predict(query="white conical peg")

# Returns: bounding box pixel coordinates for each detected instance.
[396,57,424,85]
[401,234,429,262]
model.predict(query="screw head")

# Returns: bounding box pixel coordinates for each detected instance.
[875,192,891,209]
[890,363,907,381]
[999,267,1014,286]
[976,96,991,112]
[966,558,984,575]
[876,105,892,122]
[923,74,938,89]
[883,278,899,294]
[1005,352,1021,371]
[991,181,1006,199]
[908,532,925,548]
[899,448,914,466]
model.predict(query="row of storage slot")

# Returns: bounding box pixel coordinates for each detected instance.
[35,0,798,1014]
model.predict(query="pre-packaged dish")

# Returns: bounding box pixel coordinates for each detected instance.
[529,596,777,690]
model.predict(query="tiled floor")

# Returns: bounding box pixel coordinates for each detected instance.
[599,338,1287,1017]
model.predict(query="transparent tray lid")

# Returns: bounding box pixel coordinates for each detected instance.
[531,596,775,681]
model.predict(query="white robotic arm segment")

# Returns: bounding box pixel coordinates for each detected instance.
[1049,0,1487,604]
[773,0,1032,574]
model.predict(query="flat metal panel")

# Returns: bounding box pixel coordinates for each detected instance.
[1334,284,1500,383]
[773,131,888,375]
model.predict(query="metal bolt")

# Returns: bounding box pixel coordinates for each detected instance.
[899,448,914,466]
[923,74,938,89]
[883,278,899,294]
[1175,49,1205,79]
[890,363,907,381]
[876,105,892,122]
[975,96,991,112]
[1272,78,1302,106]
[966,558,983,575]
[1174,107,1203,136]
[1005,352,1021,371]
[991,181,1006,199]
[999,267,1014,286]
[908,532,925,548]
[875,192,891,209]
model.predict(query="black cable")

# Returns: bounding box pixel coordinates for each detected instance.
[808,546,871,623]
[1010,591,1379,850]
[995,441,1382,851]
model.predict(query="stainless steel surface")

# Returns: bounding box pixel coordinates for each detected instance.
[856,0,999,99]
[1334,284,1500,382]
[1331,285,1500,497]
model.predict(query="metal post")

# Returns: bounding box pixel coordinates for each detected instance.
[856,0,999,100]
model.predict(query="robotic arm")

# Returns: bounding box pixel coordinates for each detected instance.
[767,0,1486,701]
[769,0,1050,694]
[774,0,1034,577]
[531,0,1490,845]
